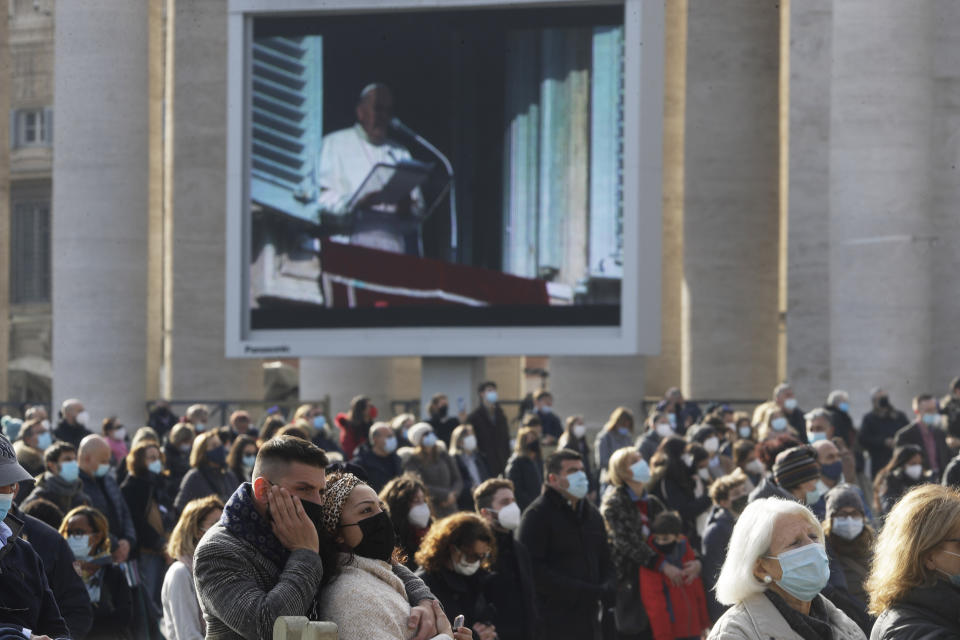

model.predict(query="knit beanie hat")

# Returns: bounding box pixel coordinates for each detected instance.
[824,483,865,519]
[773,446,820,489]
[407,423,433,447]
[320,472,365,535]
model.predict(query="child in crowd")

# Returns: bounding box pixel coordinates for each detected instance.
[639,511,710,640]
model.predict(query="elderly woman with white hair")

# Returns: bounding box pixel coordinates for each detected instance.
[708,497,865,640]
[402,423,463,518]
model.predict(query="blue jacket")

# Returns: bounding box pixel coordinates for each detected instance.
[80,469,137,549]
[350,443,402,494]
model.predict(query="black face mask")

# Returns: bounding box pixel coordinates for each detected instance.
[344,510,395,563]
[525,440,541,456]
[300,499,327,535]
[878,396,890,409]
[654,540,677,555]
[434,405,449,419]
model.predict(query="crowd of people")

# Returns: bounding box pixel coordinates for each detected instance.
[4,377,960,639]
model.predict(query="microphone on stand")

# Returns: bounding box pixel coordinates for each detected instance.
[389,118,458,261]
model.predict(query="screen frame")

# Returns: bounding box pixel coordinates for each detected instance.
[225,0,663,358]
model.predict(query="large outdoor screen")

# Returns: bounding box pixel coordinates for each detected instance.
[226,0,663,357]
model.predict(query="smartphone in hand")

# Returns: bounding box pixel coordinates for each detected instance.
[453,614,465,629]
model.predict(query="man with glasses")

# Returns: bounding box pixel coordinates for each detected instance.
[0,432,72,638]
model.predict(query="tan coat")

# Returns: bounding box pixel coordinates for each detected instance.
[708,591,866,640]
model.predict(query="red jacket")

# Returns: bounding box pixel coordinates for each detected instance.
[639,535,710,640]
[335,413,369,459]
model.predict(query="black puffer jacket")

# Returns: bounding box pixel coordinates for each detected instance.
[870,580,960,639]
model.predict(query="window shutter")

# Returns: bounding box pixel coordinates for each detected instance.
[250,36,323,223]
[10,200,51,304]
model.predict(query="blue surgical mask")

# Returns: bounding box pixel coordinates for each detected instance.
[95,463,110,478]
[820,460,843,482]
[806,479,828,505]
[630,459,651,484]
[0,493,12,522]
[67,534,91,561]
[540,405,552,415]
[766,543,831,601]
[667,413,677,426]
[564,470,589,499]
[147,459,164,475]
[838,402,850,413]
[59,460,80,483]
[738,426,753,439]
[384,436,398,453]
[421,433,438,448]
[923,413,940,426]
[617,426,630,436]
[771,417,788,432]
[808,431,827,443]
[484,390,499,404]
[313,415,326,430]
[242,454,257,468]
[36,431,52,451]
[832,516,863,541]
[194,422,207,433]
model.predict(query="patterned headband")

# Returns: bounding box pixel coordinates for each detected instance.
[321,473,365,535]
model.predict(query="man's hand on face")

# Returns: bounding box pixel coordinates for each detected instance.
[268,485,320,554]
[408,599,439,640]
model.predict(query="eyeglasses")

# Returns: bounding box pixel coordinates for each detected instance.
[458,548,491,563]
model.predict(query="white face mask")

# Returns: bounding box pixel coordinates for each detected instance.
[681,453,694,468]
[75,411,90,426]
[656,423,674,438]
[453,554,481,576]
[407,503,431,529]
[904,464,923,480]
[573,424,586,439]
[703,437,720,454]
[493,502,521,530]
[112,427,127,441]
[462,435,478,452]
[697,467,711,481]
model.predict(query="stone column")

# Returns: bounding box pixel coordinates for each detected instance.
[51,0,150,426]
[681,0,780,401]
[829,1,934,415]
[929,0,960,395]
[549,356,645,428]
[299,357,420,422]
[165,0,263,402]
[0,9,10,402]
[784,0,833,409]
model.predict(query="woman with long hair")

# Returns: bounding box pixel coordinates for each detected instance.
[648,436,711,547]
[449,424,491,511]
[226,435,258,484]
[873,444,933,515]
[868,484,960,637]
[173,431,239,514]
[415,513,499,640]
[380,473,433,570]
[60,506,133,639]
[162,495,224,640]
[504,427,543,512]
[318,472,470,640]
[596,407,636,487]
[335,394,376,458]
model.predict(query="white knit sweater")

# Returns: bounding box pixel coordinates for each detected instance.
[319,553,453,640]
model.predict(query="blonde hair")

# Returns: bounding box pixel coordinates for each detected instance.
[714,498,823,605]
[513,426,538,455]
[189,431,221,467]
[608,447,639,488]
[709,471,747,503]
[866,484,960,615]
[167,495,224,560]
[448,424,473,456]
[756,404,790,442]
[60,506,112,556]
[602,407,634,434]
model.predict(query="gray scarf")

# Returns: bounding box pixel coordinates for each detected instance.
[40,470,84,496]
